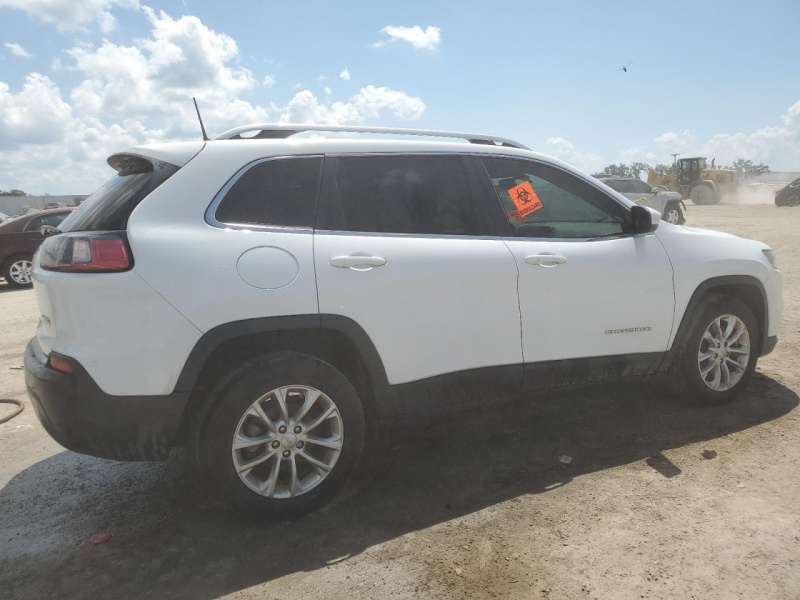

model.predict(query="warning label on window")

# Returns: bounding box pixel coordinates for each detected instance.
[507,181,542,218]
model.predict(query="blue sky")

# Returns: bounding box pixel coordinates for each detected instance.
[1,0,799,193]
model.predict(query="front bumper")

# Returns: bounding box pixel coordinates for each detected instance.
[761,335,778,357]
[24,338,189,461]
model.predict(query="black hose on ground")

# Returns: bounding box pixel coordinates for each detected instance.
[0,399,24,424]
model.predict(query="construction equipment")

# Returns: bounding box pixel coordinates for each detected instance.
[647,157,738,205]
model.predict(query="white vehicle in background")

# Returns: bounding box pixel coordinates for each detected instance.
[597,176,686,224]
[24,124,781,519]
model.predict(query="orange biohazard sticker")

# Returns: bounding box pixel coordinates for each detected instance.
[507,181,542,218]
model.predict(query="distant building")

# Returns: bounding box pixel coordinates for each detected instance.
[0,194,88,217]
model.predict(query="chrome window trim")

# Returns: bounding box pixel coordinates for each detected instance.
[205,150,640,242]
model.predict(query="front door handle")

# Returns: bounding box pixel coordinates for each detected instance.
[330,254,387,270]
[525,254,567,267]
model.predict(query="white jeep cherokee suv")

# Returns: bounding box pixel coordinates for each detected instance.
[24,125,782,517]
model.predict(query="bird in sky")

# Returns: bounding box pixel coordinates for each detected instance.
[617,61,634,73]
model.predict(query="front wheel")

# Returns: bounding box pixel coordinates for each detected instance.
[198,352,366,518]
[665,294,759,405]
[690,185,717,205]
[3,254,33,288]
[662,202,684,224]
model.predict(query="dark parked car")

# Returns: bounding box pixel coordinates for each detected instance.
[775,177,800,206]
[0,208,73,288]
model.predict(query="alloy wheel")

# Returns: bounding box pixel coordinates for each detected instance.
[9,260,32,285]
[697,314,750,392]
[666,208,681,224]
[231,385,344,498]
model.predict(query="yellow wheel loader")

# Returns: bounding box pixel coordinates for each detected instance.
[647,157,738,205]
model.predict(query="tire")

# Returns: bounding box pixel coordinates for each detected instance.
[3,254,33,288]
[662,202,684,225]
[664,294,759,405]
[197,351,366,519]
[690,185,717,205]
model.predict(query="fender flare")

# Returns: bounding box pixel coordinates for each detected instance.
[173,313,401,417]
[670,275,769,356]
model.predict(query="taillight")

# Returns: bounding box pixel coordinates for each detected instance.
[40,232,132,272]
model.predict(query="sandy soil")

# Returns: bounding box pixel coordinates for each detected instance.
[1,203,798,599]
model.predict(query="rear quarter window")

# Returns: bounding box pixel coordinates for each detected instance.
[212,156,323,228]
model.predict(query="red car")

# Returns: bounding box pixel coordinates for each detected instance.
[0,208,73,288]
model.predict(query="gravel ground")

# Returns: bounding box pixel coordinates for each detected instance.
[0,203,798,599]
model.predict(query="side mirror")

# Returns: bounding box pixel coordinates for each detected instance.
[40,225,59,237]
[651,186,665,195]
[629,205,657,234]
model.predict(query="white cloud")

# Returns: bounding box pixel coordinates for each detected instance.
[781,99,800,128]
[339,68,350,81]
[351,85,425,121]
[279,87,425,125]
[4,42,32,58]
[373,25,441,51]
[0,0,140,32]
[545,137,603,173]
[66,7,267,137]
[315,75,328,82]
[654,129,695,151]
[0,9,431,194]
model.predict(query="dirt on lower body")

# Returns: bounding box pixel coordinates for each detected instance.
[1,204,799,599]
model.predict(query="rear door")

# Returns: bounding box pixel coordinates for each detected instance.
[313,153,523,407]
[476,156,675,382]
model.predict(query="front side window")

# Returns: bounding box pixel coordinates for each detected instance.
[330,155,483,236]
[214,156,323,228]
[481,157,627,239]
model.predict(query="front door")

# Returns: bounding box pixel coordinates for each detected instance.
[313,154,523,402]
[476,156,675,382]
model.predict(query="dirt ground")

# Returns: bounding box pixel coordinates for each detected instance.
[1,203,798,600]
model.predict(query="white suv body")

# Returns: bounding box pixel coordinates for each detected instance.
[24,125,782,516]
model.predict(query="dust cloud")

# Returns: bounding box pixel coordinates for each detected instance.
[721,184,776,205]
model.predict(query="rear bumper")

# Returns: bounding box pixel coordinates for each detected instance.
[24,338,189,461]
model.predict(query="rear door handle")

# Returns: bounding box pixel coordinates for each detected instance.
[330,255,387,270]
[525,254,567,267]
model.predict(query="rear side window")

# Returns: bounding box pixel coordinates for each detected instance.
[481,157,627,239]
[214,157,323,228]
[25,212,69,231]
[326,155,483,236]
[59,155,179,232]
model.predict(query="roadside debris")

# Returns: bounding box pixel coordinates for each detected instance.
[0,399,24,424]
[701,450,718,460]
[558,455,572,465]
[90,532,112,545]
[9,365,23,370]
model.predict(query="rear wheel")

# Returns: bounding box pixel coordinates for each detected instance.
[690,185,717,205]
[198,352,366,518]
[665,294,759,405]
[3,254,33,288]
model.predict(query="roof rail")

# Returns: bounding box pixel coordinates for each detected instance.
[214,123,529,150]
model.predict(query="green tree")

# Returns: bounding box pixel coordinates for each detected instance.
[727,159,771,178]
[597,162,652,178]
[651,163,677,176]
[629,162,651,178]
[598,163,631,177]
[0,189,27,196]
